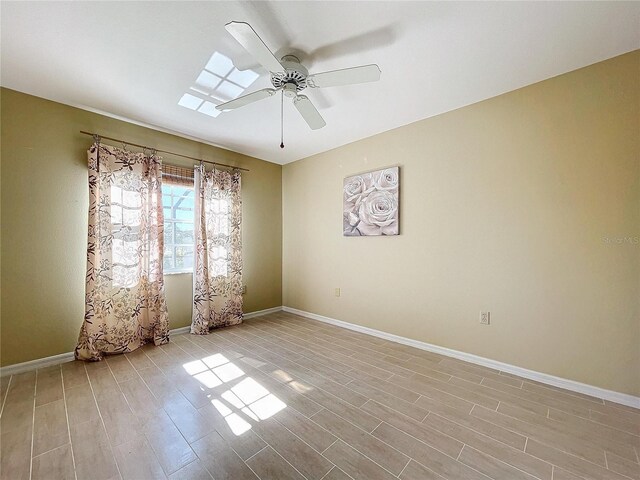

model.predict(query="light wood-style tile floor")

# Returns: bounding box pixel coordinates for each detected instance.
[1,311,639,480]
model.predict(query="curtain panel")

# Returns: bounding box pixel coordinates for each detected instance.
[75,143,169,361]
[191,165,243,334]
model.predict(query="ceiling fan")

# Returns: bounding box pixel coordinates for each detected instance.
[216,21,382,135]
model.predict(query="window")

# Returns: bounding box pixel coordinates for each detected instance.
[162,184,195,273]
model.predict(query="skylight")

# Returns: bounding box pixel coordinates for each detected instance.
[198,101,221,117]
[195,70,222,90]
[178,51,259,119]
[216,80,244,99]
[227,68,260,88]
[178,93,203,110]
[206,52,234,77]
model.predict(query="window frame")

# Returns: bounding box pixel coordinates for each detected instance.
[162,184,195,274]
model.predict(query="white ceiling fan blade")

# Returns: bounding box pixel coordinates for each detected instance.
[307,64,381,88]
[225,21,284,74]
[293,95,326,130]
[216,88,277,111]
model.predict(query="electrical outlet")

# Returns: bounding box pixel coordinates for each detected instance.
[334,288,341,297]
[241,285,247,295]
[480,311,490,325]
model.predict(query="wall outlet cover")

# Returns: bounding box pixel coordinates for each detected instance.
[480,311,490,325]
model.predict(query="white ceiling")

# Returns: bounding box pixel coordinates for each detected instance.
[2,2,638,164]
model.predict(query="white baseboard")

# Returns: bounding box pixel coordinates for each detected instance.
[0,306,284,377]
[0,352,76,377]
[244,306,283,319]
[282,306,640,409]
[169,326,191,335]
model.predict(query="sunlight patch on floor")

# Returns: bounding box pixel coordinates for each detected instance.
[182,352,286,436]
[289,380,313,393]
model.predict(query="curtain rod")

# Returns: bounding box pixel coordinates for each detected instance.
[79,131,250,172]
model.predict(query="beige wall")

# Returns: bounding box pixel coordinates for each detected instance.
[2,52,638,396]
[283,51,640,396]
[0,88,282,366]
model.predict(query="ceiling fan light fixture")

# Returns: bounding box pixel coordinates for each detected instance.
[282,83,297,98]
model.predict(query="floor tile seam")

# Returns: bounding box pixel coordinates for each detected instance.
[420,410,572,477]
[0,375,13,418]
[59,368,78,480]
[320,437,405,479]
[461,443,553,480]
[249,438,316,480]
[29,372,37,480]
[83,361,124,480]
[521,434,617,473]
[274,324,414,363]
[473,404,620,462]
[371,414,466,463]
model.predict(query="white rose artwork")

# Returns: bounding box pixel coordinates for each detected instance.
[343,167,399,236]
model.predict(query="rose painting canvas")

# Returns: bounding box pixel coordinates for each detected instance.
[343,167,399,236]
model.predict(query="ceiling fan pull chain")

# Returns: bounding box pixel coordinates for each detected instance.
[280,89,285,149]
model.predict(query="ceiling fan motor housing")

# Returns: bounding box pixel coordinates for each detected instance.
[271,55,308,95]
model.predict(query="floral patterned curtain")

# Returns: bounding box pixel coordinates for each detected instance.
[75,142,169,361]
[191,164,243,334]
